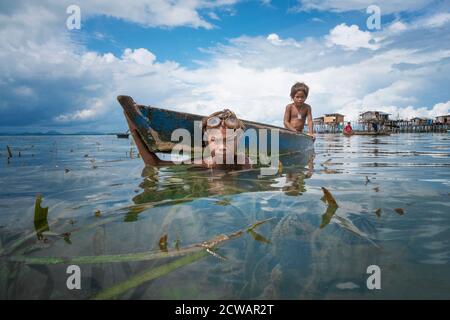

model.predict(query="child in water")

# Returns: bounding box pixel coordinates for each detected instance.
[283,82,315,141]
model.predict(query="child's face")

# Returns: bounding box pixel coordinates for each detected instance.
[293,90,307,105]
[206,125,238,160]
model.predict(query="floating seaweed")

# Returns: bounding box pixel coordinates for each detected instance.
[6,145,13,158]
[159,234,168,252]
[247,229,271,244]
[62,232,72,245]
[215,198,231,206]
[320,187,338,208]
[319,203,338,229]
[322,168,340,174]
[278,160,283,175]
[205,247,228,260]
[246,217,275,232]
[375,208,382,217]
[33,195,49,241]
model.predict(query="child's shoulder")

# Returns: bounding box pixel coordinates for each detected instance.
[285,102,294,109]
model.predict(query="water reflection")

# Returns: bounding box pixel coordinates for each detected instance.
[132,151,315,209]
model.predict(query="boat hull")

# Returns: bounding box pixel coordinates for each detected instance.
[117,95,314,166]
[343,131,354,136]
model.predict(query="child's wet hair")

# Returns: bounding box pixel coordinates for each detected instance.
[290,82,309,99]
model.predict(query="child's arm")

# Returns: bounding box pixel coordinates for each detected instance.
[284,105,297,132]
[307,106,315,140]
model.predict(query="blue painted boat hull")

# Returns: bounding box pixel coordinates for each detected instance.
[117,95,314,166]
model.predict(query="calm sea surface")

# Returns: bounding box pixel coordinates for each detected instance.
[0,133,449,299]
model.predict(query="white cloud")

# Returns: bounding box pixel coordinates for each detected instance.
[357,101,450,121]
[80,0,216,29]
[361,80,419,107]
[387,21,408,33]
[415,12,450,29]
[122,48,156,66]
[295,0,434,14]
[267,33,302,47]
[260,0,272,6]
[207,11,220,20]
[1,0,240,31]
[384,12,450,36]
[54,98,107,122]
[326,23,380,50]
[311,17,325,23]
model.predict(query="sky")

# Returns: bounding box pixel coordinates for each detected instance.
[0,0,449,133]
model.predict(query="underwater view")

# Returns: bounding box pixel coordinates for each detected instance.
[0,133,449,300]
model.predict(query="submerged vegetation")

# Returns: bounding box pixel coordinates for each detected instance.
[0,133,448,299]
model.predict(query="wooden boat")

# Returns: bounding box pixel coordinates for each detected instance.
[117,95,314,166]
[116,130,129,139]
[343,129,354,136]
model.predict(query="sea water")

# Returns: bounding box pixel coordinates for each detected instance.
[0,133,449,299]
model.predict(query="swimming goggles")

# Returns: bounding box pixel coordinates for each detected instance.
[205,109,240,129]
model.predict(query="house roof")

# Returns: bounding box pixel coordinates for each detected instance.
[324,113,345,117]
[360,111,391,115]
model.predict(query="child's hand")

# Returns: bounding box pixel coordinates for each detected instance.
[307,133,316,141]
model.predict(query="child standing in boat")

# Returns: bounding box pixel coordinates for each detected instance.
[283,82,315,141]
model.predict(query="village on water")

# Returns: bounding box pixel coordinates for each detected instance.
[312,111,450,134]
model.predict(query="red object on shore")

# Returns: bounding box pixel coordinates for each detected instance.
[343,124,353,136]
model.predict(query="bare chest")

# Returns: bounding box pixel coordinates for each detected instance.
[290,104,308,121]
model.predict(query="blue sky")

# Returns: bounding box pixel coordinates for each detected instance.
[78,1,408,67]
[0,0,449,133]
[79,2,356,65]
